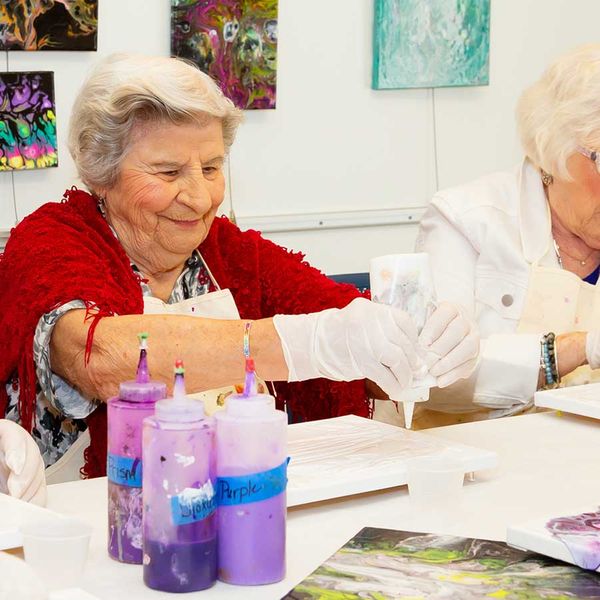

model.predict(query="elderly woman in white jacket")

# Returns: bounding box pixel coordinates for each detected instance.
[416,44,600,422]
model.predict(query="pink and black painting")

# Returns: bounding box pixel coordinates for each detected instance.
[0,72,58,171]
[171,0,278,110]
[0,1,98,51]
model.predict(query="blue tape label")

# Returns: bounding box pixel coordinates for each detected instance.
[217,459,288,506]
[170,481,217,526]
[107,454,142,487]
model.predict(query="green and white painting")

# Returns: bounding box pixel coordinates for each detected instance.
[372,0,491,90]
[283,528,600,599]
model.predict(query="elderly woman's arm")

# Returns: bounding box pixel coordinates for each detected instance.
[51,310,286,401]
[51,299,424,403]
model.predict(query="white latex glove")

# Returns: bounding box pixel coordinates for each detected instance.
[273,297,426,398]
[0,420,46,506]
[419,302,480,388]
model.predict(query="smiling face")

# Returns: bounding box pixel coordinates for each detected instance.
[101,118,226,273]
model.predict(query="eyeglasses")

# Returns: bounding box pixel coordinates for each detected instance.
[577,146,600,172]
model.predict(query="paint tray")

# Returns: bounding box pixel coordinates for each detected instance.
[0,493,62,550]
[535,383,600,420]
[286,415,497,506]
[507,506,600,572]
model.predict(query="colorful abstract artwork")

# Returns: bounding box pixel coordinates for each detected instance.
[283,527,600,599]
[0,0,98,51]
[547,510,600,571]
[372,0,490,89]
[171,0,277,110]
[0,72,58,171]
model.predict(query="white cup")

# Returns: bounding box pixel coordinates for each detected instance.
[21,516,92,591]
[406,454,465,509]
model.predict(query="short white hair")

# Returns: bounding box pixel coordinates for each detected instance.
[516,44,600,180]
[68,53,243,193]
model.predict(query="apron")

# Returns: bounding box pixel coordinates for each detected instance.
[517,261,600,386]
[46,254,266,484]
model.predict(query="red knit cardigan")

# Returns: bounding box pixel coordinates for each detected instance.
[0,189,369,478]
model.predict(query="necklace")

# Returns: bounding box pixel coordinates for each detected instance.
[553,239,597,267]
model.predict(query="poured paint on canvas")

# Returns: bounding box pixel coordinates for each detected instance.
[284,527,600,599]
[0,72,58,171]
[171,0,277,110]
[0,1,98,51]
[547,509,600,571]
[373,0,490,89]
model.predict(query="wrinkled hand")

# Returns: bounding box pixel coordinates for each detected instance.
[274,298,426,398]
[0,420,46,506]
[419,302,480,388]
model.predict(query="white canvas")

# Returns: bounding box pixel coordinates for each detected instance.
[535,384,600,420]
[287,415,497,506]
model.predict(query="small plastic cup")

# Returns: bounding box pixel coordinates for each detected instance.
[21,516,92,591]
[406,454,465,509]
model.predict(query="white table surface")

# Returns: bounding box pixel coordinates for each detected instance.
[42,411,599,599]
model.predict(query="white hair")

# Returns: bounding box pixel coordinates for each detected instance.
[68,53,243,193]
[516,44,600,180]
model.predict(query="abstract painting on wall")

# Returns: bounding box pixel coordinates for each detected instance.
[283,527,600,599]
[372,0,490,89]
[171,0,278,110]
[0,1,98,51]
[0,72,58,171]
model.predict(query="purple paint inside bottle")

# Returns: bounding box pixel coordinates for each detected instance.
[107,341,166,564]
[143,364,217,592]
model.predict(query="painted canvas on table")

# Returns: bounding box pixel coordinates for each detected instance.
[0,1,98,51]
[283,527,600,599]
[373,0,490,89]
[171,0,278,110]
[0,72,58,171]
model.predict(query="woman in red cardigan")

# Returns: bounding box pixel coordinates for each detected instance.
[0,54,479,481]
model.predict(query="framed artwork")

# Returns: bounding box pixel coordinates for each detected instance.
[0,72,58,171]
[0,1,98,51]
[372,0,490,89]
[284,527,600,599]
[171,0,278,110]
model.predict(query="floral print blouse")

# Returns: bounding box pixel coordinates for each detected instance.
[4,251,213,468]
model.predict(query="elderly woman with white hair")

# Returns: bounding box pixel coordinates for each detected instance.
[0,54,478,481]
[414,44,600,424]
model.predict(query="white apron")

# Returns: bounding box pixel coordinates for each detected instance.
[517,262,600,386]
[46,256,263,484]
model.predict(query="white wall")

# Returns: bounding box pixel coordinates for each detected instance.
[2,0,600,273]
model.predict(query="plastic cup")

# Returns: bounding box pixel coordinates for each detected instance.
[406,454,465,509]
[21,516,92,591]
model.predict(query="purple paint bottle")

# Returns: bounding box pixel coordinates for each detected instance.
[215,388,288,585]
[142,360,217,593]
[107,333,166,564]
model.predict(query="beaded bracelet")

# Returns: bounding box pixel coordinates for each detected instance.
[540,332,559,389]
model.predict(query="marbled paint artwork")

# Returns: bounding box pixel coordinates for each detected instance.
[283,528,600,599]
[372,0,490,89]
[171,0,277,110]
[0,72,58,171]
[547,510,600,571]
[0,1,98,51]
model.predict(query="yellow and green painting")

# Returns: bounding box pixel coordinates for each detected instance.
[283,527,600,599]
[372,0,490,89]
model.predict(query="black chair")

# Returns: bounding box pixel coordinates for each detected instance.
[328,272,370,294]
